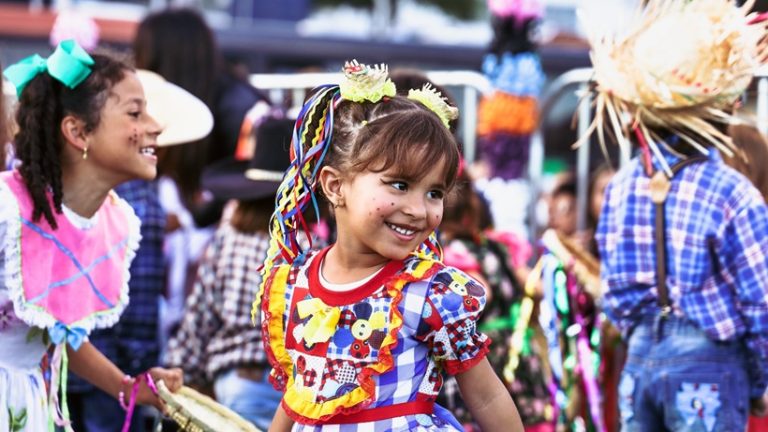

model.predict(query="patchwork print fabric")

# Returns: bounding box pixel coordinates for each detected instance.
[262,247,491,429]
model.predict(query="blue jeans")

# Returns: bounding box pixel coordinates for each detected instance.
[214,367,282,430]
[619,315,750,432]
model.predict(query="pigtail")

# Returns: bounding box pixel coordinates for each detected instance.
[14,75,65,229]
[252,60,461,323]
[7,51,130,230]
[252,85,340,324]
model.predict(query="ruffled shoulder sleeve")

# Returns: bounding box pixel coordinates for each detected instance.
[107,190,143,321]
[0,174,21,299]
[261,259,298,392]
[415,265,491,375]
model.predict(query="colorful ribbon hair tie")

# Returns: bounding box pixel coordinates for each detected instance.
[4,39,94,97]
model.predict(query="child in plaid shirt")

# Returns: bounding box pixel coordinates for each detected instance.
[582,1,768,430]
[256,61,523,432]
[165,118,295,430]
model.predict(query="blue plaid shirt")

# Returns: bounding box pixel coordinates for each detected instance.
[596,147,768,397]
[69,180,166,391]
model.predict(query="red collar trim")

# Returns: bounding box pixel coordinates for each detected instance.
[308,247,404,306]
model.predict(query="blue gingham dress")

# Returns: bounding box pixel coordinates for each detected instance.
[264,249,491,432]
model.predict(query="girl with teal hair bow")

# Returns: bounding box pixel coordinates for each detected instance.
[0,40,185,431]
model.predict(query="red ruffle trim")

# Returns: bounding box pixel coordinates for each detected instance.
[443,335,492,376]
[266,255,444,425]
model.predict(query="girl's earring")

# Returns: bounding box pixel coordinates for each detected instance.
[82,147,89,160]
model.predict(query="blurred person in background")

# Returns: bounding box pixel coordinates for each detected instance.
[440,169,550,432]
[133,7,270,348]
[547,176,577,238]
[66,69,213,432]
[726,123,768,202]
[588,2,768,429]
[586,163,616,257]
[164,117,293,430]
[726,124,768,432]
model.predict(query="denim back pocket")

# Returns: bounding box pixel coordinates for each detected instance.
[663,370,748,432]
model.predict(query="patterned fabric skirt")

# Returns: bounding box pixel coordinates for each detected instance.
[293,405,463,432]
[0,325,49,432]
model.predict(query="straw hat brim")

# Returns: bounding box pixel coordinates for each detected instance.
[136,69,213,147]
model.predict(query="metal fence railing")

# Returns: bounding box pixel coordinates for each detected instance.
[531,66,768,240]
[249,71,492,162]
[251,67,768,242]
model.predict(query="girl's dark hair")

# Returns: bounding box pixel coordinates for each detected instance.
[323,95,460,190]
[260,91,459,282]
[441,170,492,240]
[230,196,275,234]
[726,123,768,203]
[13,54,131,229]
[133,7,220,204]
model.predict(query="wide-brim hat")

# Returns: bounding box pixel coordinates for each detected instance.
[135,69,213,147]
[202,117,294,201]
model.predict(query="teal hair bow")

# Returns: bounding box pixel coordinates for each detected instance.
[48,322,88,351]
[3,39,94,97]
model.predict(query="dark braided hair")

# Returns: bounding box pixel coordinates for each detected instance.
[13,54,131,229]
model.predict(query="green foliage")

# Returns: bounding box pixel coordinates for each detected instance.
[8,407,27,432]
[414,0,484,20]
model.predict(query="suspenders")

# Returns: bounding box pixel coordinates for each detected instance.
[648,156,708,317]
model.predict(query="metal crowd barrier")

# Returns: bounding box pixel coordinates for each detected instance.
[532,66,768,239]
[249,71,492,162]
[251,67,768,242]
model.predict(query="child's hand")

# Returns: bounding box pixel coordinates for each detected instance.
[150,366,184,392]
[751,394,768,417]
[135,367,183,410]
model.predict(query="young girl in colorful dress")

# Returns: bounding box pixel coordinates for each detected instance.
[0,41,183,431]
[255,61,524,432]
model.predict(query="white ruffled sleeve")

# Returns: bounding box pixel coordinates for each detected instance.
[107,190,143,321]
[0,178,22,304]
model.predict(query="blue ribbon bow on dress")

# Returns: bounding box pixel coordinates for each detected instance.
[48,322,88,351]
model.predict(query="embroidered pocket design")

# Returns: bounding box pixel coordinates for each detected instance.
[675,382,721,432]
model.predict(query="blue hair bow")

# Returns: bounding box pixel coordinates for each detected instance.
[3,39,94,97]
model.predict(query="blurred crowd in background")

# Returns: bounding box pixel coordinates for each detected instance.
[1,1,768,431]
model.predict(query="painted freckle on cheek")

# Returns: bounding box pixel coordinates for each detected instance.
[129,129,139,145]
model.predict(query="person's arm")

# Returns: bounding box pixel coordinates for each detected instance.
[67,342,183,410]
[268,403,294,432]
[717,195,768,400]
[455,358,523,432]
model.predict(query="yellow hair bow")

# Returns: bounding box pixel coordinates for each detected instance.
[297,298,341,345]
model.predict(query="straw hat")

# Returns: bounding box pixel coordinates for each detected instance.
[580,0,768,170]
[135,69,213,147]
[201,117,294,201]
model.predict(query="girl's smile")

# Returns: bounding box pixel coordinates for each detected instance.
[331,160,447,269]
